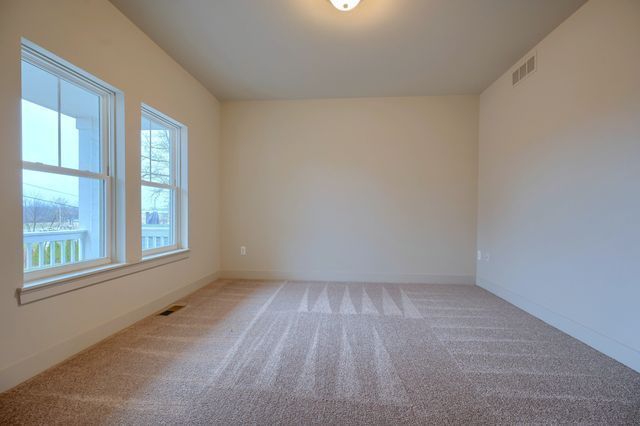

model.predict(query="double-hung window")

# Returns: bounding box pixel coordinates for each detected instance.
[21,43,116,281]
[140,106,184,255]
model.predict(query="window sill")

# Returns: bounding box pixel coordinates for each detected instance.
[18,249,190,305]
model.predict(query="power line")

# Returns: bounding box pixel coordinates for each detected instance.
[23,195,78,209]
[23,182,78,198]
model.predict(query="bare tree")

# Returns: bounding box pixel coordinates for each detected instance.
[141,128,171,185]
[142,128,172,223]
[23,197,45,232]
[23,195,78,232]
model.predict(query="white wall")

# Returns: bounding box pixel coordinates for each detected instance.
[221,97,478,284]
[0,0,220,391]
[477,0,640,371]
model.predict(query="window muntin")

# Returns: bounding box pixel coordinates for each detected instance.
[21,45,114,280]
[140,108,181,254]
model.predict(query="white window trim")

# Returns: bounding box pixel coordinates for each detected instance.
[21,40,119,283]
[140,104,188,258]
[18,41,192,305]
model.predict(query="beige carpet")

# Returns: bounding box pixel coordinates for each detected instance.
[1,280,639,424]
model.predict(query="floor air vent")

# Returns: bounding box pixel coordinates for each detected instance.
[158,304,186,316]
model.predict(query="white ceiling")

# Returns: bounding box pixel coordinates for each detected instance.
[109,0,586,100]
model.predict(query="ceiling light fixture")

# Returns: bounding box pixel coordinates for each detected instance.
[329,0,361,12]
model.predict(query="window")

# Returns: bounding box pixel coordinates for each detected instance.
[21,43,116,281]
[140,106,185,255]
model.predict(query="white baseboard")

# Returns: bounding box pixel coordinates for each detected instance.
[220,270,475,285]
[477,276,640,373]
[0,271,220,393]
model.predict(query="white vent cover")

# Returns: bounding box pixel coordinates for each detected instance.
[512,52,536,87]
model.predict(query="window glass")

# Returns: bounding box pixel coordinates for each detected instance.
[141,117,172,185]
[60,79,102,172]
[141,185,173,251]
[21,61,58,166]
[23,170,104,271]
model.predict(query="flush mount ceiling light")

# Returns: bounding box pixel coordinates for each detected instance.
[329,0,361,12]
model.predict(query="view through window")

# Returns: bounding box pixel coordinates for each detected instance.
[140,108,180,254]
[21,47,112,278]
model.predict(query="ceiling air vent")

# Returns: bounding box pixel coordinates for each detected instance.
[526,55,536,73]
[512,51,536,87]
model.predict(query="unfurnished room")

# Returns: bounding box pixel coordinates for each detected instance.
[0,0,639,424]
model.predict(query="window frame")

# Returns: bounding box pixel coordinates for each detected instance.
[21,41,118,282]
[140,105,185,257]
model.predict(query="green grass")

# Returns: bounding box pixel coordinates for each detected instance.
[25,241,80,269]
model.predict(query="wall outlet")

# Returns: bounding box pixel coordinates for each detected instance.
[477,250,482,261]
[240,246,247,256]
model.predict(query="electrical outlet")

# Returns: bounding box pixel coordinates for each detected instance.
[240,246,247,256]
[477,250,482,261]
